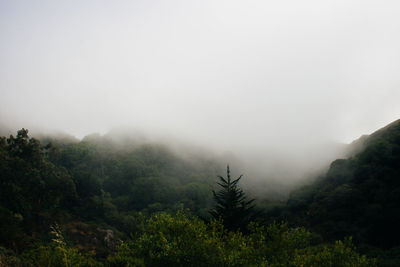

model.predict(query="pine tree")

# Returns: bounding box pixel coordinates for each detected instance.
[210,165,256,231]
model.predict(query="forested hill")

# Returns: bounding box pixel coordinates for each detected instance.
[0,129,223,261]
[346,119,400,156]
[284,119,400,265]
[2,122,398,265]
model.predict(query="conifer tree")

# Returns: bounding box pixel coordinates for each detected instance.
[210,165,256,231]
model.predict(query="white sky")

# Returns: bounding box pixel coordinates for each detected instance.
[1,0,400,150]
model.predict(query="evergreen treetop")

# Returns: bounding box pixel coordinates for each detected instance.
[210,165,256,231]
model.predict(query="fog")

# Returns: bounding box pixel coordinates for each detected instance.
[1,1,400,189]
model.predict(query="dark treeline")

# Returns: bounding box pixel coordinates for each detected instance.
[1,120,400,266]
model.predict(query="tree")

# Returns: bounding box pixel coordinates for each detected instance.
[210,165,256,231]
[6,128,41,163]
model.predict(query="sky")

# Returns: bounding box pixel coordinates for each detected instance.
[1,0,400,152]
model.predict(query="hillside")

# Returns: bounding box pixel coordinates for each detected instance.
[284,119,400,266]
[0,128,377,266]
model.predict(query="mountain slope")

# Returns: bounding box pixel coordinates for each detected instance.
[284,119,400,265]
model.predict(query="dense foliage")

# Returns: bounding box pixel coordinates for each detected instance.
[0,129,78,249]
[1,125,393,265]
[0,211,374,267]
[107,211,374,267]
[0,129,220,259]
[282,119,400,266]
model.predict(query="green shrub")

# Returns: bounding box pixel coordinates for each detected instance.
[107,211,376,267]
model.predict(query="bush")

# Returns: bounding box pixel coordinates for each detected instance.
[107,211,376,267]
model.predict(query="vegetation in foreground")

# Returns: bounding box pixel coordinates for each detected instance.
[1,211,375,267]
[2,122,399,265]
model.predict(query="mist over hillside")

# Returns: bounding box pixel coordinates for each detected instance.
[1,0,400,167]
[0,121,353,201]
[1,1,400,265]
[1,118,399,266]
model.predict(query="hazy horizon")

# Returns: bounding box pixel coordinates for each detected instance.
[2,0,400,153]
